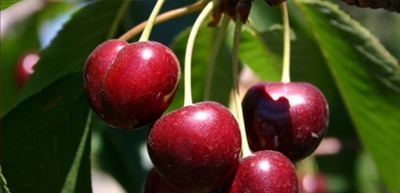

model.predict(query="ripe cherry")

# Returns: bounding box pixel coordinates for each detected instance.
[147,101,241,193]
[228,150,299,193]
[14,51,40,87]
[83,40,180,129]
[242,82,329,162]
[144,168,183,193]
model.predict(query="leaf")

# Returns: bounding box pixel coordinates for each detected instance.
[0,9,41,115]
[18,0,129,108]
[0,0,21,10]
[340,0,400,12]
[237,28,283,81]
[295,0,400,192]
[168,23,234,111]
[61,112,92,193]
[0,73,90,193]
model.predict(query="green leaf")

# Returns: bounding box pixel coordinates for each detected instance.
[61,112,92,193]
[168,24,234,111]
[0,0,21,10]
[0,8,41,115]
[237,27,283,81]
[18,0,129,108]
[0,73,90,193]
[295,0,400,192]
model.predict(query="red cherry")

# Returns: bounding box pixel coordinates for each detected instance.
[144,168,183,193]
[242,82,329,162]
[14,51,40,87]
[147,101,241,193]
[83,40,180,129]
[228,151,299,193]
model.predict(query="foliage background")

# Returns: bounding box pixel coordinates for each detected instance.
[1,0,399,193]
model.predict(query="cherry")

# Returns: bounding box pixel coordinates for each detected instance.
[265,0,286,6]
[242,82,329,162]
[14,51,40,87]
[83,40,180,129]
[147,101,241,193]
[144,168,183,193]
[299,173,327,193]
[228,150,299,193]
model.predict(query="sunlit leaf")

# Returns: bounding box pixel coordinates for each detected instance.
[295,0,400,192]
[0,0,21,10]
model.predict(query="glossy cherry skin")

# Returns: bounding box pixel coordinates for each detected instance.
[147,101,241,193]
[84,40,180,129]
[228,151,299,193]
[242,82,328,162]
[15,51,40,87]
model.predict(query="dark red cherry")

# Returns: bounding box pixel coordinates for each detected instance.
[83,40,180,129]
[242,82,329,161]
[228,150,299,193]
[147,101,241,193]
[144,168,183,193]
[14,51,40,87]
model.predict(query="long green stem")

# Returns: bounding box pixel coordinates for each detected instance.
[183,1,215,106]
[1,170,11,193]
[204,15,230,100]
[281,2,291,83]
[232,18,252,158]
[138,0,166,42]
[119,1,206,41]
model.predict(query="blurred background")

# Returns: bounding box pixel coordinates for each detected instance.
[1,0,399,193]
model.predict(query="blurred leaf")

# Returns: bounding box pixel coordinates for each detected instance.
[355,152,385,193]
[340,0,400,12]
[17,0,129,109]
[1,1,75,116]
[0,0,21,10]
[0,73,90,193]
[95,125,150,193]
[0,9,41,115]
[295,0,400,192]
[168,23,233,111]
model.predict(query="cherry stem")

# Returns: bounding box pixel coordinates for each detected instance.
[119,1,207,41]
[138,0,166,42]
[281,2,291,83]
[232,18,252,158]
[183,1,215,106]
[204,15,230,100]
[296,156,319,175]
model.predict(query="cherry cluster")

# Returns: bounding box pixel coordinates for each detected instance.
[82,0,329,192]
